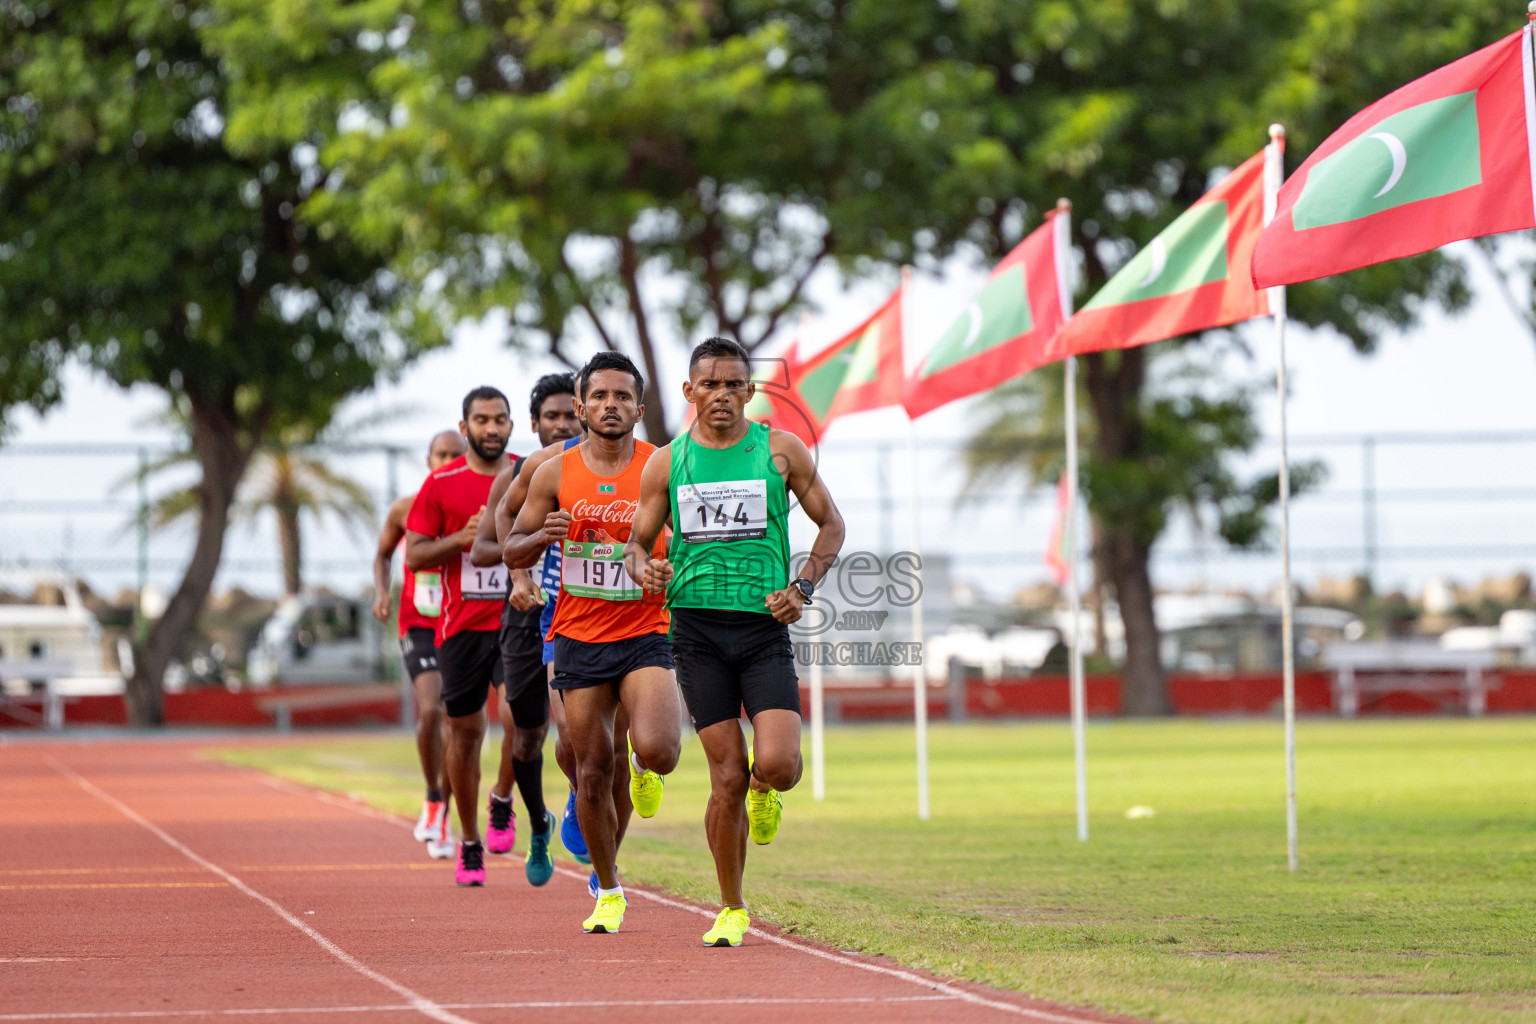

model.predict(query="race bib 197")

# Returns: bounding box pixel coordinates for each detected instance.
[677,479,768,543]
[412,571,442,616]
[459,551,506,601]
[561,541,640,601]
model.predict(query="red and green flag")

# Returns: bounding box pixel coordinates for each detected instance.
[784,285,905,437]
[1253,26,1536,288]
[1048,149,1270,360]
[902,209,1072,419]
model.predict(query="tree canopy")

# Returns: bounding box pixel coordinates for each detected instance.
[0,0,414,721]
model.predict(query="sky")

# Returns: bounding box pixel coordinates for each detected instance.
[2,240,1534,608]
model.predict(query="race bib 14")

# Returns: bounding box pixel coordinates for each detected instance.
[459,551,506,601]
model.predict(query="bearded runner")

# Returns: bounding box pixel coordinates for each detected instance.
[372,429,465,861]
[405,386,515,887]
[627,336,846,949]
[506,352,682,937]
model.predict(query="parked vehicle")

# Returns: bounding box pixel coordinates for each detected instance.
[246,592,387,685]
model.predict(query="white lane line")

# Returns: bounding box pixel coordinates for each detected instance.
[259,767,1113,1024]
[552,864,1102,1024]
[43,758,479,1024]
[0,995,953,1021]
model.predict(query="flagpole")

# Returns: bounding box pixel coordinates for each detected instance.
[1265,123,1298,873]
[1056,199,1088,843]
[901,266,930,821]
[798,313,827,804]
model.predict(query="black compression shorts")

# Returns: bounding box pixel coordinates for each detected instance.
[399,627,439,682]
[499,603,550,729]
[438,629,505,718]
[551,632,673,692]
[670,607,800,731]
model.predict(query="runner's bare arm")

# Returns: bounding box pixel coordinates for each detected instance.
[504,455,567,570]
[371,496,412,622]
[624,443,674,594]
[404,509,483,572]
[496,441,562,548]
[764,429,845,623]
[470,465,517,567]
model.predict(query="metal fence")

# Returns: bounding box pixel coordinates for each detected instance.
[2,430,1534,605]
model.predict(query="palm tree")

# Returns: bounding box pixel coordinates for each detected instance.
[961,346,1323,714]
[121,403,381,597]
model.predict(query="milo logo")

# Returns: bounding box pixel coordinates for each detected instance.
[592,544,616,558]
[565,541,583,555]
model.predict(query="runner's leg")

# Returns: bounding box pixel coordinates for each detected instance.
[412,670,446,796]
[563,684,621,889]
[610,702,634,847]
[697,718,750,909]
[747,708,802,794]
[492,693,516,800]
[617,665,682,778]
[445,707,487,843]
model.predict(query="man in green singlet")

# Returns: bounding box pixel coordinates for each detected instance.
[626,336,846,949]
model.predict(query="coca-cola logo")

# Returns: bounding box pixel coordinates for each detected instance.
[570,498,637,524]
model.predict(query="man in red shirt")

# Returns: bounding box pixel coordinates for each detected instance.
[405,386,514,886]
[371,429,465,860]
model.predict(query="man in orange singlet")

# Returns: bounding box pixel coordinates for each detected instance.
[506,352,681,935]
[372,429,466,859]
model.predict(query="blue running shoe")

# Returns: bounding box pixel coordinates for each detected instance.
[525,811,555,887]
[562,790,590,864]
[587,871,599,899]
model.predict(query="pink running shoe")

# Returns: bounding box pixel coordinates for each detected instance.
[486,795,516,855]
[455,841,486,886]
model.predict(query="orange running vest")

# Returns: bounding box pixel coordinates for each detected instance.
[548,441,669,644]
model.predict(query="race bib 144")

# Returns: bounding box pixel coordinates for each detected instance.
[676,479,768,543]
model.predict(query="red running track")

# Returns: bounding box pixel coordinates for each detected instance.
[0,737,1145,1024]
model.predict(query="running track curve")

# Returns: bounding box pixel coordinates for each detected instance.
[0,737,1148,1024]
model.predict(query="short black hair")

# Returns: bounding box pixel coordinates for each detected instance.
[462,385,510,421]
[529,372,576,419]
[689,336,751,375]
[578,352,644,403]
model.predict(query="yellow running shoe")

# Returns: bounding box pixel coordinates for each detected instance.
[745,747,782,845]
[582,892,627,934]
[702,907,751,947]
[628,737,664,819]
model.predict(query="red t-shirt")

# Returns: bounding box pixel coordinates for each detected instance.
[405,454,515,641]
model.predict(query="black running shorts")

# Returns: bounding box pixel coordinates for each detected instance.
[438,628,505,718]
[499,603,550,729]
[551,632,673,692]
[399,627,439,682]
[670,607,800,731]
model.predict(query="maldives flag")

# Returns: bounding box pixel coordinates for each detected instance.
[785,286,904,435]
[1253,26,1536,288]
[903,209,1072,419]
[1048,149,1269,360]
[1044,471,1072,586]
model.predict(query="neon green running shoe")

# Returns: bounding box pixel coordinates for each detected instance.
[702,907,751,947]
[582,892,627,934]
[628,737,664,819]
[745,746,781,845]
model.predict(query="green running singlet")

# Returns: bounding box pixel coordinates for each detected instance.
[667,420,790,613]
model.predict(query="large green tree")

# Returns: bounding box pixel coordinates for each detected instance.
[203,0,1499,712]
[0,2,410,724]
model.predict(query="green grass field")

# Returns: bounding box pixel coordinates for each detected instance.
[212,718,1536,1023]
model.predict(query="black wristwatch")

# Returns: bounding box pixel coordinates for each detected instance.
[790,578,815,602]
